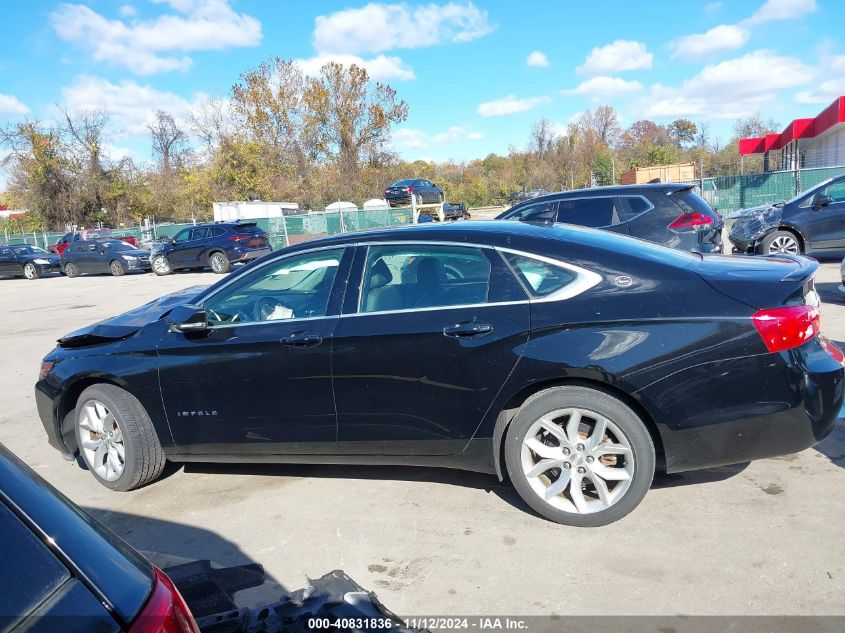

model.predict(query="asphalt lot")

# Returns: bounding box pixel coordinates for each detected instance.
[0,260,843,616]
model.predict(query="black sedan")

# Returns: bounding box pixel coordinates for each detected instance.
[384,178,444,207]
[729,174,845,257]
[61,239,152,277]
[0,244,62,279]
[35,222,843,526]
[0,442,201,632]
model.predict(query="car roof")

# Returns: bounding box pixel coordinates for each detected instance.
[508,182,694,208]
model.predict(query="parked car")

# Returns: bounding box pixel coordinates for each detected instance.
[0,442,201,632]
[443,202,470,221]
[35,221,842,526]
[497,183,723,253]
[507,188,551,205]
[384,179,444,207]
[61,239,152,277]
[49,229,138,255]
[150,222,271,276]
[0,244,62,279]
[729,174,845,257]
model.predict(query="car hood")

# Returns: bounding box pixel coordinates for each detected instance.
[58,285,207,347]
[115,248,151,257]
[728,203,784,240]
[20,253,60,264]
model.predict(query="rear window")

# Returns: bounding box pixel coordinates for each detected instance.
[390,180,416,187]
[672,190,716,216]
[231,223,262,234]
[503,252,578,297]
[0,503,70,629]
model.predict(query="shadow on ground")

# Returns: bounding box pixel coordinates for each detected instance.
[816,281,843,303]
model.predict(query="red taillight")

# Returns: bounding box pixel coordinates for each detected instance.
[130,568,200,633]
[752,305,820,353]
[228,234,252,242]
[668,212,713,230]
[39,362,54,381]
[406,186,414,192]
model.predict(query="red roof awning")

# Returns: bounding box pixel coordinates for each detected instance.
[738,96,845,155]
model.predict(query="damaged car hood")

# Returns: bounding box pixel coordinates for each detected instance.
[729,203,784,240]
[58,285,207,347]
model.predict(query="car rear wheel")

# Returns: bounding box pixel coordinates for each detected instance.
[109,260,125,276]
[504,385,655,527]
[75,384,166,491]
[152,254,172,276]
[760,230,801,255]
[209,252,230,274]
[64,262,80,278]
[23,263,40,280]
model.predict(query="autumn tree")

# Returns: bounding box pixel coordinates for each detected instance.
[668,119,697,147]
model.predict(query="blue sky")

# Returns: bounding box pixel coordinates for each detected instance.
[1,0,844,180]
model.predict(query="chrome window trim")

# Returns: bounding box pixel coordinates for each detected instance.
[344,240,603,317]
[199,244,348,328]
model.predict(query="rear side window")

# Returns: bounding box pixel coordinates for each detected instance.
[504,200,557,222]
[619,196,653,220]
[502,252,578,297]
[0,503,70,629]
[211,227,227,237]
[191,227,210,240]
[672,190,716,216]
[556,197,620,227]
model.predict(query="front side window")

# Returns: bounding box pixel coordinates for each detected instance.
[504,200,558,223]
[823,180,845,203]
[204,248,344,325]
[557,197,620,227]
[361,244,491,313]
[502,252,578,297]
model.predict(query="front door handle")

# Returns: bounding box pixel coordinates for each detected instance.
[281,331,323,348]
[443,322,493,338]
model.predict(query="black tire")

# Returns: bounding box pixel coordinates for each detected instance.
[758,230,802,255]
[504,385,655,527]
[23,263,40,280]
[64,262,80,278]
[109,260,125,277]
[152,254,172,276]
[209,251,230,274]
[74,384,166,491]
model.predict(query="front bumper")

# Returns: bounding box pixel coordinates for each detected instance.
[35,379,69,455]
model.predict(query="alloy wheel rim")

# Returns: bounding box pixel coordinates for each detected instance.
[111,261,121,275]
[78,399,125,481]
[24,264,35,279]
[153,256,169,273]
[521,407,634,514]
[211,255,223,272]
[769,235,799,255]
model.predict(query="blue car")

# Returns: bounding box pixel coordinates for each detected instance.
[151,222,271,275]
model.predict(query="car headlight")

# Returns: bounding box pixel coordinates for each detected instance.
[33,258,50,265]
[122,255,138,261]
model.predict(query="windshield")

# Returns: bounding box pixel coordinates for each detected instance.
[10,245,48,256]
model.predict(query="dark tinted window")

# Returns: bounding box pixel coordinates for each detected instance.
[191,227,210,240]
[232,223,262,234]
[625,196,651,215]
[0,502,70,629]
[503,252,578,297]
[211,227,227,237]
[361,244,491,312]
[504,200,557,222]
[672,190,716,216]
[556,196,619,227]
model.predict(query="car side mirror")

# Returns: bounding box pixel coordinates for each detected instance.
[813,193,833,210]
[167,304,208,334]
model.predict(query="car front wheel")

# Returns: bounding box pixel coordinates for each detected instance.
[505,385,655,527]
[209,252,230,274]
[152,254,172,276]
[109,260,125,276]
[760,230,801,255]
[23,263,40,280]
[75,384,166,491]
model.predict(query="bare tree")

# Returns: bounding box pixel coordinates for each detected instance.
[528,118,557,157]
[149,110,187,173]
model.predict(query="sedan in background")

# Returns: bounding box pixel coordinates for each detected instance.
[61,239,152,277]
[0,244,62,279]
[35,222,842,526]
[384,179,444,207]
[497,183,723,254]
[0,442,200,632]
[730,174,845,257]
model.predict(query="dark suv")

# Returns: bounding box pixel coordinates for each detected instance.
[497,183,723,253]
[151,222,271,275]
[729,174,845,257]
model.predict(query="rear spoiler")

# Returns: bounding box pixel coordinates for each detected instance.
[763,253,818,282]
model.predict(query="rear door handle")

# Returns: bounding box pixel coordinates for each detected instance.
[281,331,323,348]
[443,322,493,338]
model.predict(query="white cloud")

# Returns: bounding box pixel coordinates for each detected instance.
[0,93,29,115]
[577,40,652,76]
[745,0,817,25]
[526,51,550,67]
[61,75,201,135]
[119,4,136,17]
[669,25,749,60]
[50,1,262,75]
[295,53,415,81]
[564,76,643,100]
[313,2,494,55]
[392,125,483,150]
[794,55,845,104]
[640,49,815,119]
[476,94,550,117]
